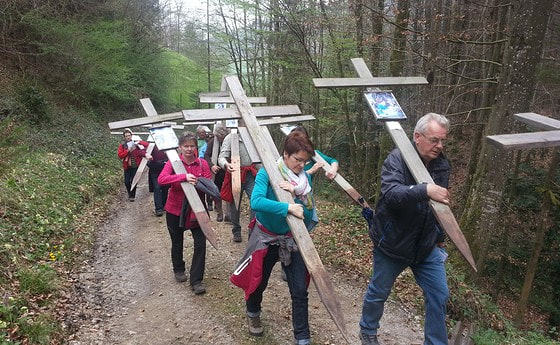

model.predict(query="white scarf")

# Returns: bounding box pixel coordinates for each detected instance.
[277,157,312,207]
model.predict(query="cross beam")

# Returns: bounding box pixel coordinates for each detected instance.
[225,75,349,343]
[313,76,428,88]
[486,113,560,150]
[314,58,476,271]
[199,96,267,104]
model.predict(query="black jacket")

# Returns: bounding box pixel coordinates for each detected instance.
[370,147,450,264]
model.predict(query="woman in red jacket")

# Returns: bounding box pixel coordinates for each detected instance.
[117,128,149,201]
[157,132,212,295]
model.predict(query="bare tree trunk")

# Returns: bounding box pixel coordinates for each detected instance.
[515,149,559,326]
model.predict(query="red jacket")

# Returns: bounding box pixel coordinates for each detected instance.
[117,140,149,170]
[158,156,211,219]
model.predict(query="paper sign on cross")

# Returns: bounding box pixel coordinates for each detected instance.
[486,112,560,150]
[312,58,477,272]
[108,100,219,249]
[224,75,350,343]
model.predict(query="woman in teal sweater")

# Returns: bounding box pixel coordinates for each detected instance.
[240,131,317,345]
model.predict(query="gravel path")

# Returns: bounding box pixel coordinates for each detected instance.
[66,181,423,345]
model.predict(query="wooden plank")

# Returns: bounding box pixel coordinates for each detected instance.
[351,58,477,272]
[514,112,560,130]
[313,76,428,88]
[258,115,316,126]
[140,98,158,117]
[167,150,218,249]
[111,131,150,135]
[108,112,183,130]
[199,91,229,98]
[199,96,267,104]
[183,105,302,121]
[312,153,370,208]
[226,75,350,343]
[238,127,261,163]
[130,143,155,191]
[486,130,560,150]
[230,130,242,210]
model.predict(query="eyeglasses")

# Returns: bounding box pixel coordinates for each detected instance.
[420,133,446,145]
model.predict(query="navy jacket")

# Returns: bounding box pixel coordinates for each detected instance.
[370,147,450,264]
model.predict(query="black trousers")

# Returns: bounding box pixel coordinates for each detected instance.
[123,167,138,198]
[165,213,206,285]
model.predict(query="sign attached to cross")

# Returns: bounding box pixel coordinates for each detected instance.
[312,57,477,272]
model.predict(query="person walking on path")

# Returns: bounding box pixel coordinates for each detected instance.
[117,128,150,201]
[359,113,451,345]
[230,131,319,345]
[157,132,212,295]
[203,123,230,222]
[218,131,257,243]
[147,145,169,216]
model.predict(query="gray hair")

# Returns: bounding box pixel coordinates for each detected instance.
[213,123,229,136]
[414,113,449,134]
[196,125,211,133]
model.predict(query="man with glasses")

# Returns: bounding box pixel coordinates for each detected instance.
[359,113,451,345]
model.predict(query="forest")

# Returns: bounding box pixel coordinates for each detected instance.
[0,0,559,344]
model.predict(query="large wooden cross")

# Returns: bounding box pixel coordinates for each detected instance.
[223,75,349,343]
[312,58,477,272]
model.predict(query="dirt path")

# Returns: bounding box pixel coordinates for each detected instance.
[67,181,423,345]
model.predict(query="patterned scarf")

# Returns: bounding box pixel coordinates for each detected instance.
[277,157,313,209]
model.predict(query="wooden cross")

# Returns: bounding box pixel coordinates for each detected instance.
[108,100,219,250]
[486,112,560,149]
[312,58,477,272]
[224,75,350,343]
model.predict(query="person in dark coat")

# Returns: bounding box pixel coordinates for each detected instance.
[359,113,451,345]
[147,145,169,216]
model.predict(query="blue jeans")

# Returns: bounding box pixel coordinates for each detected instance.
[246,245,310,344]
[149,169,168,212]
[230,173,256,234]
[360,246,449,345]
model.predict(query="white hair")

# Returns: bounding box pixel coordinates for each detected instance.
[196,125,211,133]
[414,113,449,134]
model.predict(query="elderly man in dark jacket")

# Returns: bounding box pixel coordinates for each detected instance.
[359,113,451,345]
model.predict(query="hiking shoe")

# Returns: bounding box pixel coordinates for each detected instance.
[247,315,263,336]
[128,197,135,202]
[233,232,242,243]
[191,282,206,295]
[155,209,164,217]
[207,204,213,211]
[359,333,380,345]
[216,213,223,222]
[224,214,231,223]
[174,271,188,283]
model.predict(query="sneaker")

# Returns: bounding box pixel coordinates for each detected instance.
[174,271,188,283]
[247,315,263,336]
[128,197,135,202]
[191,282,206,295]
[359,333,380,345]
[155,209,164,217]
[233,232,242,243]
[216,213,223,222]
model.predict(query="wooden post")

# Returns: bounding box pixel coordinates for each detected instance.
[225,76,350,343]
[130,143,155,191]
[229,130,242,210]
